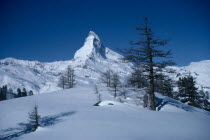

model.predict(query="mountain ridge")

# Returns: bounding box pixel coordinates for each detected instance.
[0,31,132,93]
[0,31,209,94]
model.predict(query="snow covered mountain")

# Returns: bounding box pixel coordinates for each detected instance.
[0,31,209,94]
[169,60,210,89]
[0,31,132,93]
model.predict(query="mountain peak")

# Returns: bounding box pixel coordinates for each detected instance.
[74,31,106,61]
[88,31,100,41]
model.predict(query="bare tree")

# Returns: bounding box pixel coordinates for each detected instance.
[28,105,41,131]
[58,65,76,89]
[100,69,112,87]
[119,17,174,110]
[58,74,66,89]
[120,88,127,99]
[111,72,121,98]
[66,66,76,88]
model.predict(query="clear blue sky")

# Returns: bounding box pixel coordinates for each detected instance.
[0,0,209,66]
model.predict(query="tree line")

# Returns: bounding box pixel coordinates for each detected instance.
[0,85,33,101]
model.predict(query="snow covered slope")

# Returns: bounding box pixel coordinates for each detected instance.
[0,87,209,140]
[0,31,132,93]
[167,60,210,92]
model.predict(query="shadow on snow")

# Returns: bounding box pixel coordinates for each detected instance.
[155,96,210,115]
[0,111,76,140]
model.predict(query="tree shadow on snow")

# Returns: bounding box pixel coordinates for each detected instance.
[155,96,210,115]
[0,111,76,140]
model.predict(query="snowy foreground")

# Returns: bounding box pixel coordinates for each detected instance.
[0,86,210,140]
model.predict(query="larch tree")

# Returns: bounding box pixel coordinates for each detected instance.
[58,74,67,89]
[58,65,76,89]
[28,105,41,131]
[66,66,76,88]
[154,73,174,98]
[128,67,148,88]
[111,72,121,98]
[119,17,174,110]
[100,69,112,87]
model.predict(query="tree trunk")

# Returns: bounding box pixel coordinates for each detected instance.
[149,52,156,110]
[114,86,117,98]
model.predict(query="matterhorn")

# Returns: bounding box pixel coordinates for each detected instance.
[0,31,132,94]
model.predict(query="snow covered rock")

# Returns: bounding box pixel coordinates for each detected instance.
[74,31,107,61]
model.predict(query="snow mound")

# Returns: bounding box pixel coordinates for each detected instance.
[99,100,122,106]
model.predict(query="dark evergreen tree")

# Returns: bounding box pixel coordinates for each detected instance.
[28,105,41,131]
[0,87,3,101]
[196,88,210,111]
[7,88,16,99]
[17,88,22,97]
[119,17,174,110]
[22,88,27,97]
[29,90,34,96]
[0,86,7,101]
[1,85,7,100]
[154,73,174,98]
[177,75,206,108]
[177,77,210,111]
[177,76,198,106]
[128,68,148,88]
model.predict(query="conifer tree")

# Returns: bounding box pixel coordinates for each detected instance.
[28,105,41,131]
[128,68,148,88]
[17,88,22,97]
[29,90,33,96]
[177,76,210,110]
[22,88,27,97]
[0,86,7,101]
[177,76,198,105]
[119,17,174,110]
[154,73,174,98]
